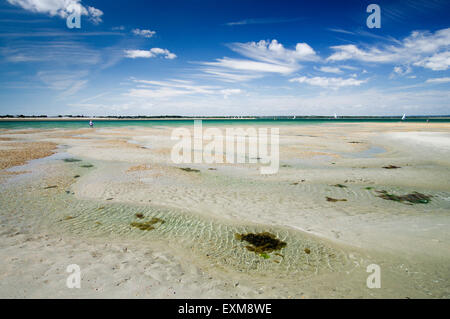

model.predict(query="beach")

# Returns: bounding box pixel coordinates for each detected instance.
[0,121,449,298]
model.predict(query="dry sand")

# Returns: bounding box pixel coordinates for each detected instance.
[0,122,449,298]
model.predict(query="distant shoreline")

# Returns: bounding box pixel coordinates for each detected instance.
[1,116,449,121]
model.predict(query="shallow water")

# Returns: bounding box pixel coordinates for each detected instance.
[0,158,357,283]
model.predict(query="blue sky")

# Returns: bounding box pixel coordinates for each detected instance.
[0,0,449,116]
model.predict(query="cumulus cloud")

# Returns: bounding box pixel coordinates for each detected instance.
[132,28,156,38]
[231,39,318,63]
[289,76,366,89]
[199,39,318,82]
[414,51,450,71]
[124,48,176,59]
[7,0,103,24]
[327,28,450,71]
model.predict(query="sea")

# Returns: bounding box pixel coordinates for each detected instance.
[0,118,449,130]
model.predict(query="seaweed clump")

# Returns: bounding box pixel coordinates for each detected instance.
[63,158,81,163]
[326,197,347,202]
[80,164,94,168]
[179,167,200,173]
[130,217,165,231]
[376,190,432,204]
[235,232,287,256]
[332,184,347,188]
[383,165,401,169]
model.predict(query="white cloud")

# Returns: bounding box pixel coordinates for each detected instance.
[289,76,366,89]
[414,51,450,71]
[393,65,412,75]
[37,70,88,98]
[132,28,156,38]
[231,39,318,63]
[202,57,295,74]
[124,48,176,59]
[200,68,262,82]
[327,28,450,71]
[126,79,243,100]
[318,66,342,74]
[7,0,103,24]
[2,41,101,64]
[426,77,450,84]
[220,88,242,99]
[198,39,318,82]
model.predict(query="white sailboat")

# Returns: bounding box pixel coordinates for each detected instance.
[401,114,406,121]
[334,113,338,119]
[293,115,296,120]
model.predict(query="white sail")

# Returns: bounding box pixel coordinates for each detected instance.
[402,114,406,120]
[334,113,338,119]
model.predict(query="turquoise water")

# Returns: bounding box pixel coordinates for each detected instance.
[0,118,449,129]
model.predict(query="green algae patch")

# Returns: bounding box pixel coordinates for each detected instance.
[326,197,347,202]
[63,158,81,163]
[235,232,287,257]
[259,252,270,259]
[80,164,94,168]
[376,190,432,204]
[332,184,347,188]
[130,217,165,231]
[179,167,200,173]
[365,187,374,190]
[304,248,311,254]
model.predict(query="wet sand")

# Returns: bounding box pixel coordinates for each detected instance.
[0,122,449,298]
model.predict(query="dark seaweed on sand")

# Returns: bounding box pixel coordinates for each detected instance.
[332,184,347,188]
[383,165,401,169]
[235,232,287,255]
[130,217,165,231]
[179,167,200,173]
[326,197,347,202]
[63,158,81,163]
[376,190,432,204]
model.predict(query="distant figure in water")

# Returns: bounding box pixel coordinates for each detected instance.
[89,120,94,128]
